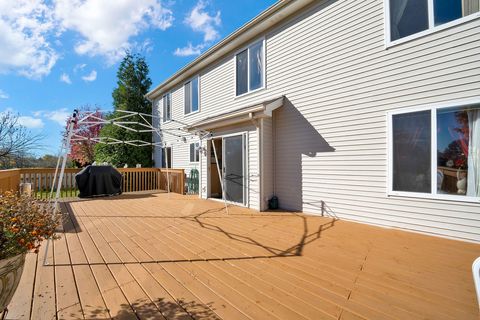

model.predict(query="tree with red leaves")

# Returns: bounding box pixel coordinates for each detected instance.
[68,106,103,167]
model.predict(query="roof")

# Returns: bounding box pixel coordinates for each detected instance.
[186,96,284,130]
[146,0,316,100]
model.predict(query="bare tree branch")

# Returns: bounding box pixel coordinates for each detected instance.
[0,112,43,162]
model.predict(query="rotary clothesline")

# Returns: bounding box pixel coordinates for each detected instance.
[49,108,228,212]
[43,108,230,266]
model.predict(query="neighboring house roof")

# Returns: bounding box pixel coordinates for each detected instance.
[146,0,316,100]
[186,96,284,130]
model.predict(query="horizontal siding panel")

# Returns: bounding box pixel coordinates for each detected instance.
[302,199,480,234]
[302,188,480,219]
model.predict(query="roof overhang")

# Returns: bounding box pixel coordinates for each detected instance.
[186,96,284,131]
[146,0,316,101]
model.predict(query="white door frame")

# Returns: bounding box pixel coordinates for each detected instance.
[208,131,249,207]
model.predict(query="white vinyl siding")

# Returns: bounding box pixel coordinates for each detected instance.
[153,0,480,242]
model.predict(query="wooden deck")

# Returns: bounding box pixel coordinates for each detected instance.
[4,192,480,319]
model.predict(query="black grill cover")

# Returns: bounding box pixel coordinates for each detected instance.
[75,165,122,198]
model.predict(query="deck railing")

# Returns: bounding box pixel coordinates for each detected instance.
[0,167,185,198]
[0,169,21,193]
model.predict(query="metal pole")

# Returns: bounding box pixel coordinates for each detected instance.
[54,114,76,207]
[164,146,171,198]
[212,139,228,214]
[49,144,64,201]
[44,110,77,266]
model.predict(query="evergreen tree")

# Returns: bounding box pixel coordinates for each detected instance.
[95,52,153,167]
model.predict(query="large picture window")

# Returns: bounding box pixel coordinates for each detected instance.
[387,0,480,43]
[184,76,199,115]
[389,103,480,201]
[162,93,171,122]
[235,39,264,96]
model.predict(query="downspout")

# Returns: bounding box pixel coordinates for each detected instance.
[259,118,264,211]
[272,110,276,197]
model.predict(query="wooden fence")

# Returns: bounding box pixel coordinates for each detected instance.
[0,167,185,198]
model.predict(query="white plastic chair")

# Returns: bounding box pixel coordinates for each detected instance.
[473,257,480,310]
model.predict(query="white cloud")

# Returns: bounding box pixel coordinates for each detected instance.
[60,72,71,84]
[174,43,205,57]
[46,108,70,126]
[54,0,174,63]
[73,63,86,73]
[17,116,45,129]
[0,89,8,99]
[82,70,97,82]
[0,1,173,78]
[184,1,221,42]
[0,1,58,79]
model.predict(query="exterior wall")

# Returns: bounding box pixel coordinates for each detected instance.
[154,0,480,241]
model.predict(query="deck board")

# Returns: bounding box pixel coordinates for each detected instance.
[4,192,480,319]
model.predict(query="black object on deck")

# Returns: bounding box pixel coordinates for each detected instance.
[75,165,123,198]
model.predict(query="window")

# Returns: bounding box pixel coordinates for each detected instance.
[185,76,199,114]
[190,142,200,162]
[387,0,479,42]
[392,110,432,193]
[389,103,480,200]
[236,39,264,96]
[162,93,171,122]
[163,147,172,168]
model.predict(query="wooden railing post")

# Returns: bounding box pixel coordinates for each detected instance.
[179,169,185,195]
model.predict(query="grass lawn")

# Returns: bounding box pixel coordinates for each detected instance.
[34,188,79,199]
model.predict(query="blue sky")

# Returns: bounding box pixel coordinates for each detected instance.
[0,0,276,156]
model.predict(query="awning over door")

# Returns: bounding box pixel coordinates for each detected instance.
[186,96,284,131]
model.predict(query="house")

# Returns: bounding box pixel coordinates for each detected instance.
[146,0,480,242]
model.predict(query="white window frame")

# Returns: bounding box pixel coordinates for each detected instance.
[184,75,200,116]
[163,146,172,168]
[162,92,172,123]
[384,0,480,48]
[189,142,200,163]
[234,37,266,98]
[387,98,480,203]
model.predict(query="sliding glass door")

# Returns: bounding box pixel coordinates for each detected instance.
[223,134,245,204]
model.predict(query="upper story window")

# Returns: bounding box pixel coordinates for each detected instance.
[162,92,171,122]
[236,39,265,96]
[387,0,479,43]
[388,102,480,202]
[184,76,199,115]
